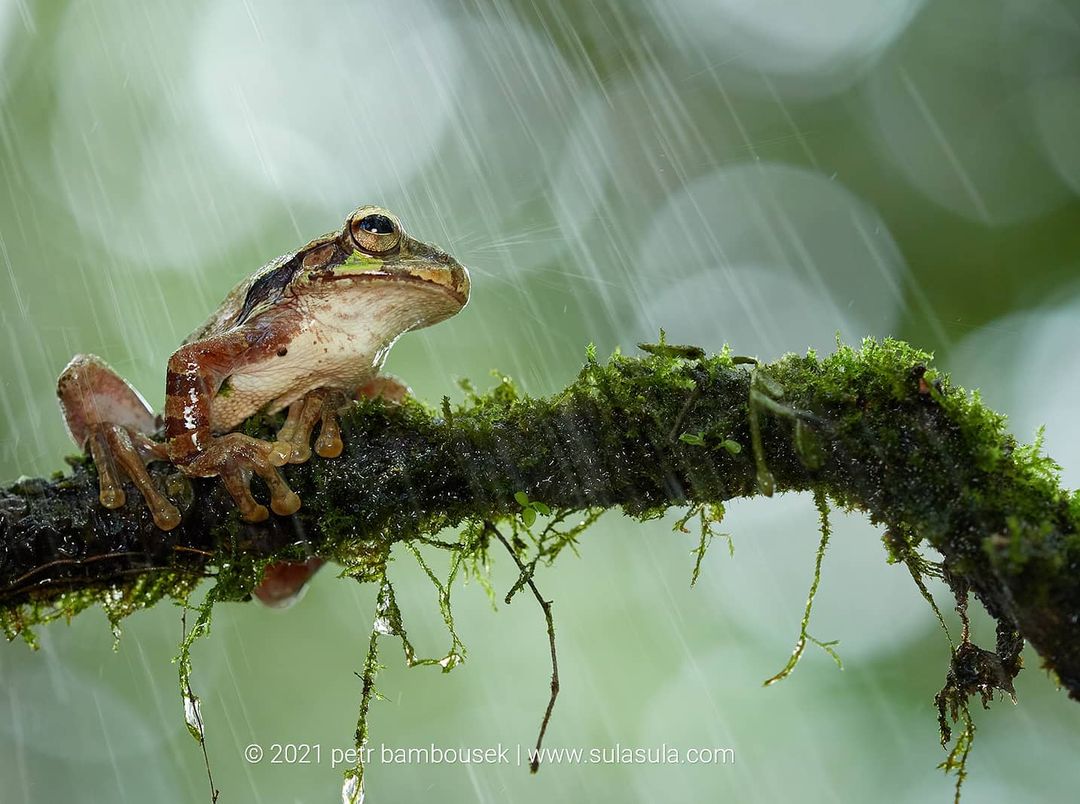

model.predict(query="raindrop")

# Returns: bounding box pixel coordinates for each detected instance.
[341,772,364,804]
[193,0,461,214]
[862,0,1074,225]
[641,0,926,98]
[183,692,204,742]
[629,163,905,357]
[439,652,463,671]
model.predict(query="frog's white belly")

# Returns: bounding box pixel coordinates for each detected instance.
[211,322,387,432]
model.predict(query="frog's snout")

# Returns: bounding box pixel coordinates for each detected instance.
[408,238,470,305]
[448,259,470,306]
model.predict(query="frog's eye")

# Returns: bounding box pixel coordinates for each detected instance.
[350,212,401,255]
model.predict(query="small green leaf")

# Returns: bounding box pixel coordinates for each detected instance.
[639,342,706,360]
[514,491,531,507]
[721,439,742,455]
[679,432,706,447]
[531,502,551,516]
[521,507,537,528]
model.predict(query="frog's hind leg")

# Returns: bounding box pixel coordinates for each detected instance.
[358,375,409,405]
[58,354,157,444]
[58,354,181,530]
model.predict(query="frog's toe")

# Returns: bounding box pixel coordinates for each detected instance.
[273,388,347,463]
[220,467,271,523]
[271,435,308,467]
[99,487,126,509]
[268,440,299,467]
[314,411,343,458]
[88,431,124,507]
[271,395,322,465]
[271,489,301,516]
[151,503,182,530]
[257,462,301,516]
[313,391,348,458]
[190,433,301,520]
[89,424,180,529]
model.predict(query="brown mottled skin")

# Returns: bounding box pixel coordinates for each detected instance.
[57,205,469,605]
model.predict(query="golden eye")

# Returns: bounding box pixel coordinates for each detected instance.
[350,211,401,255]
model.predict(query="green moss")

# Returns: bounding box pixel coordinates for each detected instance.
[763,489,842,686]
[674,502,730,587]
[4,336,1079,801]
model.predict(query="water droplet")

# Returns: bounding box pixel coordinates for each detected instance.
[183,693,204,742]
[372,615,393,636]
[341,772,363,804]
[439,652,463,670]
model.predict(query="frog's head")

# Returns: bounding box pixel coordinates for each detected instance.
[343,206,469,308]
[286,205,469,334]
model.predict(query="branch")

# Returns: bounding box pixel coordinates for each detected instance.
[1,338,1078,701]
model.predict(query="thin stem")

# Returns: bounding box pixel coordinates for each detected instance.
[487,521,560,773]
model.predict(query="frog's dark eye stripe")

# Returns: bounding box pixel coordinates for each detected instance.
[235,256,302,325]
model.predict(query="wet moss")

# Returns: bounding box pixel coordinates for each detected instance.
[1,337,1079,796]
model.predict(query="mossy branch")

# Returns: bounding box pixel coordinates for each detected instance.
[1,338,1078,703]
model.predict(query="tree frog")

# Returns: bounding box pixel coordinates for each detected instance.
[57,205,470,538]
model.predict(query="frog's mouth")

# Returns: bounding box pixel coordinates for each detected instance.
[326,263,470,307]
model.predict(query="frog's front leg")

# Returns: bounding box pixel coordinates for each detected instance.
[359,375,410,405]
[164,334,300,523]
[268,388,349,465]
[251,376,409,608]
[57,355,182,530]
[267,376,410,466]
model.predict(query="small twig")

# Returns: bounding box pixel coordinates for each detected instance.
[487,521,560,773]
[181,607,219,804]
[172,546,216,558]
[7,550,161,588]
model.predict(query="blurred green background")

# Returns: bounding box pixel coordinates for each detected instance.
[2,0,1079,801]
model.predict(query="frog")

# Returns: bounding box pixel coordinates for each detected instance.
[57,204,470,542]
